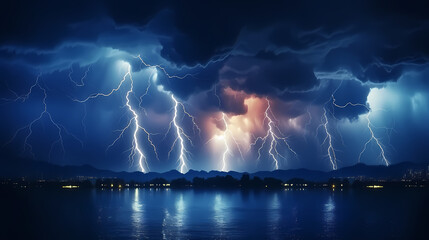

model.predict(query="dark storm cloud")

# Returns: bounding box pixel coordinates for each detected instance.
[0,0,103,48]
[318,27,429,83]
[153,60,224,100]
[220,51,318,95]
[329,80,371,120]
[1,0,429,172]
[2,0,429,99]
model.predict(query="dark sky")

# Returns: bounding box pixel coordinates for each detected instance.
[1,0,428,173]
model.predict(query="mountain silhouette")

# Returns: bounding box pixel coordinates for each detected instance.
[1,158,427,182]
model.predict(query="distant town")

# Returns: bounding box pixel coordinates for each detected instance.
[1,168,428,191]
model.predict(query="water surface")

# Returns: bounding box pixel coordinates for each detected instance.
[1,188,428,239]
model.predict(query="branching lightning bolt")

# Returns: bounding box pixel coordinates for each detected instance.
[3,74,82,160]
[205,113,245,172]
[208,84,243,171]
[125,72,149,172]
[134,55,201,173]
[251,97,298,170]
[316,83,343,170]
[320,107,338,170]
[220,113,231,172]
[73,63,159,172]
[6,55,199,173]
[135,55,195,80]
[213,83,222,107]
[220,113,245,171]
[168,95,194,173]
[135,55,200,134]
[331,95,389,166]
[72,69,128,103]
[69,65,91,87]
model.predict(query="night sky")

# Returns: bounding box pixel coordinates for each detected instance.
[1,0,428,173]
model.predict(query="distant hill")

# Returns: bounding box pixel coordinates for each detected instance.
[0,159,427,182]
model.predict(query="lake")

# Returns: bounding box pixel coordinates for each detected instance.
[1,188,428,239]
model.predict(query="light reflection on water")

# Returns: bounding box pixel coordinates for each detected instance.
[268,192,281,239]
[175,193,186,228]
[213,193,230,238]
[94,189,428,239]
[131,189,144,238]
[2,188,426,239]
[160,192,186,239]
[323,194,336,238]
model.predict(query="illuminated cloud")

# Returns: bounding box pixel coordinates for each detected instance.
[1,1,428,172]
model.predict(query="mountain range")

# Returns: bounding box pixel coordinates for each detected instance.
[1,159,427,182]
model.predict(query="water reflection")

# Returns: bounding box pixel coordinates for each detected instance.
[268,193,281,239]
[175,193,186,227]
[161,209,171,240]
[213,193,231,237]
[323,194,336,237]
[131,188,144,238]
[161,192,187,239]
[3,189,426,239]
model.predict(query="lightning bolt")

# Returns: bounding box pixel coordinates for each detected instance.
[73,63,158,172]
[213,83,222,107]
[134,55,201,173]
[207,85,243,171]
[0,80,20,103]
[6,55,198,173]
[135,55,201,134]
[125,71,149,172]
[137,71,153,117]
[135,55,194,80]
[69,64,91,87]
[220,113,245,171]
[168,95,193,173]
[3,74,82,160]
[316,82,343,170]
[331,95,389,166]
[220,113,231,172]
[204,112,245,172]
[251,97,298,170]
[72,65,128,103]
[212,86,231,172]
[320,107,338,170]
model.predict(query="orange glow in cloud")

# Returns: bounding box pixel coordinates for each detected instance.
[204,88,309,170]
[205,89,271,164]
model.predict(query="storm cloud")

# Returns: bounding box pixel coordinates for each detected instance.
[1,0,428,172]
